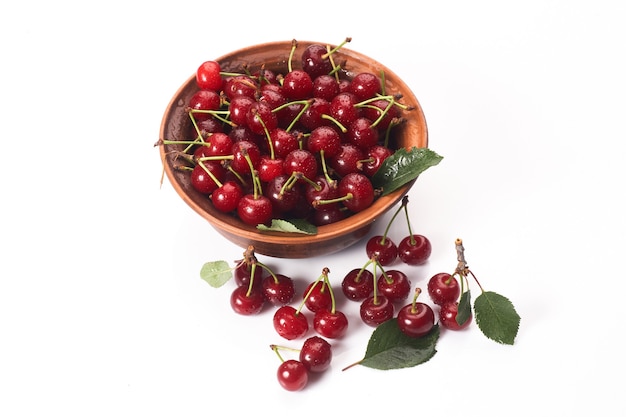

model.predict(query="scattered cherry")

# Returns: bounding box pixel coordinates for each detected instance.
[376,269,411,303]
[262,273,296,306]
[427,272,460,306]
[230,285,265,315]
[276,359,308,391]
[299,336,332,373]
[341,267,374,301]
[273,305,309,340]
[397,288,435,338]
[398,234,432,265]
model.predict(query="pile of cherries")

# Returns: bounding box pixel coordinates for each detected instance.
[173,39,411,227]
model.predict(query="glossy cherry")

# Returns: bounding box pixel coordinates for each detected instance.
[397,288,435,338]
[262,273,296,306]
[365,235,398,266]
[427,272,461,306]
[360,294,394,326]
[230,285,265,315]
[377,269,411,302]
[273,305,309,340]
[299,336,332,373]
[313,309,348,339]
[341,268,374,301]
[196,60,222,91]
[398,234,432,265]
[276,359,308,391]
[303,280,332,313]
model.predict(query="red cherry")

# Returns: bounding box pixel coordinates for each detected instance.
[338,172,375,213]
[341,268,374,301]
[360,295,394,326]
[427,272,461,306]
[439,302,472,330]
[229,285,265,315]
[397,290,435,338]
[313,309,348,339]
[211,180,243,213]
[262,274,295,306]
[398,234,432,265]
[303,281,332,313]
[236,194,273,226]
[196,60,222,91]
[299,336,332,373]
[273,305,309,340]
[277,359,308,391]
[365,235,398,266]
[377,270,411,302]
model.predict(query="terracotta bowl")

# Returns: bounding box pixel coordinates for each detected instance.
[159,40,428,258]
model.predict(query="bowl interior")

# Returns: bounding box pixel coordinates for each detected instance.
[159,40,428,257]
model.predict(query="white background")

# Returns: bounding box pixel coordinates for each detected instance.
[1,1,624,415]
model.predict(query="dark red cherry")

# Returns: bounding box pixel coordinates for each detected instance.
[313,309,348,339]
[277,359,308,391]
[341,268,374,301]
[365,235,398,266]
[398,234,432,265]
[377,270,411,302]
[230,285,265,315]
[360,295,394,326]
[397,301,435,338]
[299,336,332,373]
[439,302,472,330]
[262,274,296,306]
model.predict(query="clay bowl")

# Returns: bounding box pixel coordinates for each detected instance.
[159,40,428,258]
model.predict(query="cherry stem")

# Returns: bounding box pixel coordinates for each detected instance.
[318,150,337,187]
[379,195,407,245]
[410,288,422,314]
[288,39,297,73]
[255,112,276,160]
[313,192,353,207]
[322,269,338,314]
[402,196,416,245]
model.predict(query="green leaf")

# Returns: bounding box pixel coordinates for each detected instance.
[474,291,521,345]
[199,260,232,288]
[371,147,443,196]
[257,218,317,235]
[357,320,439,370]
[456,290,472,326]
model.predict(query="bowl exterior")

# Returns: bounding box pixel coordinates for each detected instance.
[159,40,428,258]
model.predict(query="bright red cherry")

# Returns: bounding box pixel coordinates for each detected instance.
[427,272,461,306]
[313,309,348,339]
[277,359,308,391]
[338,172,375,213]
[211,180,243,213]
[299,336,332,373]
[398,234,432,265]
[273,305,309,340]
[303,281,332,313]
[196,60,222,91]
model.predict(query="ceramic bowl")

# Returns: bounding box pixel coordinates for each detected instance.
[159,40,428,258]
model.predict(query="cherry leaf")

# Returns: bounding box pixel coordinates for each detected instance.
[257,219,317,235]
[199,260,232,288]
[456,290,472,326]
[474,291,521,345]
[371,147,443,196]
[355,320,439,370]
